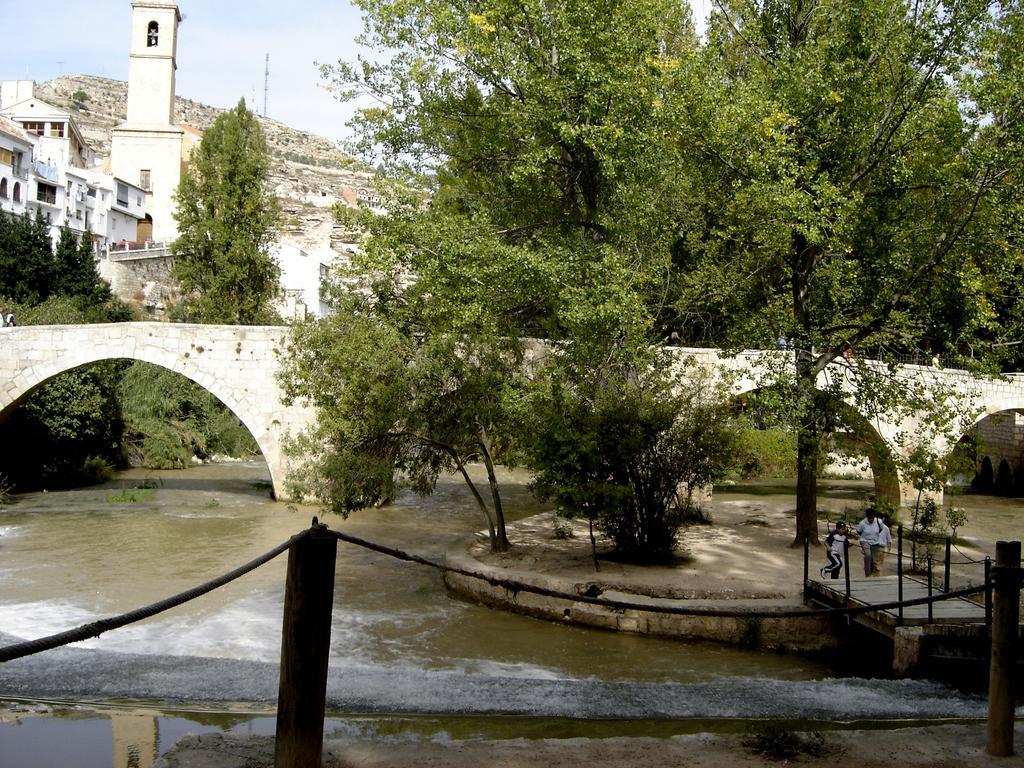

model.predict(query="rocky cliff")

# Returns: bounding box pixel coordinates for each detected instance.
[34,75,372,252]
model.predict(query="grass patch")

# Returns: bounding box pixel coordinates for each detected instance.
[107,487,157,504]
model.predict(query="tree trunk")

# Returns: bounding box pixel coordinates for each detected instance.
[478,427,510,552]
[792,231,822,546]
[794,414,821,546]
[452,455,498,550]
[792,348,823,546]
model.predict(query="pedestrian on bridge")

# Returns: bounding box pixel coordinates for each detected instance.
[821,521,849,580]
[856,507,887,577]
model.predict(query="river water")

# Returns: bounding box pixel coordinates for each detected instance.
[0,462,1019,766]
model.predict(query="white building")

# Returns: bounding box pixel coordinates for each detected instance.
[0,115,34,218]
[109,1,184,244]
[0,92,146,252]
[0,91,91,169]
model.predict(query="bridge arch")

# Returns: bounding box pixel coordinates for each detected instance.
[0,323,314,499]
[947,397,1024,495]
[725,385,902,507]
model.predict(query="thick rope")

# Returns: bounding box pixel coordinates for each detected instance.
[329,530,989,620]
[0,529,309,663]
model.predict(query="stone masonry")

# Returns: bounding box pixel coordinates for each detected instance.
[0,323,315,499]
[2,326,1023,504]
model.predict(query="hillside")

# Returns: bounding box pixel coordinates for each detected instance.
[34,75,374,251]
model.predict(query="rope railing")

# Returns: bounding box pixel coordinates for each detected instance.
[329,530,990,621]
[0,529,308,663]
[0,524,1004,666]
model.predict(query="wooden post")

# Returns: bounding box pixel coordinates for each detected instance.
[897,526,904,626]
[802,535,809,602]
[844,537,851,599]
[985,557,993,627]
[944,537,951,593]
[986,540,1021,758]
[926,555,933,624]
[275,520,337,768]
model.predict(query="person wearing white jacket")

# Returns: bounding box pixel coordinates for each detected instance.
[856,507,889,577]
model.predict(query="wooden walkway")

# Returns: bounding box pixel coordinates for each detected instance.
[806,574,987,628]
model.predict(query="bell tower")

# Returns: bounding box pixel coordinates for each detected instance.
[126,1,181,125]
[111,1,185,243]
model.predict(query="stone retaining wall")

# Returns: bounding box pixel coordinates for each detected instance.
[443,543,843,654]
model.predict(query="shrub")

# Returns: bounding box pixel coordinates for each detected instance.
[733,428,796,479]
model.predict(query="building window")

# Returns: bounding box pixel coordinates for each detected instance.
[116,183,129,208]
[137,195,143,206]
[147,21,159,47]
[140,169,151,190]
[36,182,57,205]
[0,179,7,199]
[50,122,66,138]
[12,182,21,202]
[22,121,45,136]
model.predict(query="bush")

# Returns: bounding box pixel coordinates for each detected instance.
[733,427,796,479]
[118,362,258,468]
[527,369,737,564]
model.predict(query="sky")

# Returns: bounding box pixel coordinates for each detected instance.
[0,0,712,147]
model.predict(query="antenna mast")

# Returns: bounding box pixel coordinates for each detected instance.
[263,53,270,117]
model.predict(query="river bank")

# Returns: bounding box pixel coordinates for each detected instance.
[155,723,1024,768]
[2,466,1019,766]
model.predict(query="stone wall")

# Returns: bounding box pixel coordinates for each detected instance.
[443,543,842,654]
[971,410,1024,473]
[98,252,177,316]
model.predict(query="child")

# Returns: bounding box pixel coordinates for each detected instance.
[821,521,849,580]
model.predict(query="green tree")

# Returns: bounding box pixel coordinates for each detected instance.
[525,360,737,563]
[280,280,523,551]
[309,0,701,554]
[118,363,258,469]
[172,99,281,324]
[52,226,112,303]
[0,209,56,304]
[665,0,1023,542]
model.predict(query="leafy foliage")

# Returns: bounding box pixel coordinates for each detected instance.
[280,287,522,550]
[118,363,258,469]
[0,210,60,304]
[662,0,1023,540]
[172,99,282,324]
[525,362,738,563]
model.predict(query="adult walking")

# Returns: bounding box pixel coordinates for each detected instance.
[856,507,886,577]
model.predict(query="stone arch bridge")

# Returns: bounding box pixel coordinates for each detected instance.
[1,323,1022,504]
[0,323,314,499]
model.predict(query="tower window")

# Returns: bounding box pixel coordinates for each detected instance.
[140,169,152,190]
[147,21,159,47]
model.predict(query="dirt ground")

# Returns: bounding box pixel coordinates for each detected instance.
[155,498,1009,768]
[472,500,822,600]
[156,724,1024,768]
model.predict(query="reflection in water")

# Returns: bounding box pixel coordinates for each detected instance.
[111,713,157,768]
